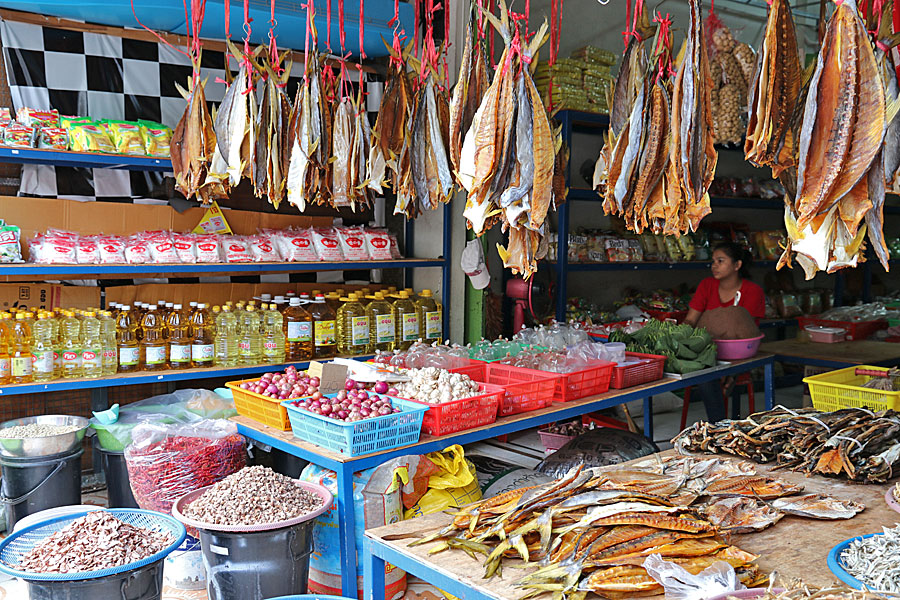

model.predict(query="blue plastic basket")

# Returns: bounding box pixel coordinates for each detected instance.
[281,395,427,456]
[0,508,186,581]
[827,532,882,590]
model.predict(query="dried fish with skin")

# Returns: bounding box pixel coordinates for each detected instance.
[702,496,784,533]
[449,4,490,181]
[769,493,864,519]
[286,52,326,213]
[170,73,224,205]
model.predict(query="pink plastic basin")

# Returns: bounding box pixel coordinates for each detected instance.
[714,335,764,360]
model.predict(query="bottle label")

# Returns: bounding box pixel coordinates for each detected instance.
[169,344,191,363]
[376,315,395,344]
[82,350,101,369]
[62,349,81,366]
[119,346,140,366]
[0,358,8,379]
[33,351,54,374]
[53,351,61,369]
[192,344,214,362]
[425,311,442,340]
[263,341,278,357]
[287,321,312,343]
[402,314,419,342]
[12,356,32,377]
[144,346,167,365]
[314,320,336,346]
[351,316,370,346]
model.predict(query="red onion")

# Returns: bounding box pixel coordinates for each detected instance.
[374,381,389,394]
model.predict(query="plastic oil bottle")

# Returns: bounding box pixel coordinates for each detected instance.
[261,304,286,364]
[0,313,10,384]
[47,310,61,379]
[98,310,118,376]
[284,297,313,361]
[59,310,82,379]
[337,294,369,356]
[191,303,215,368]
[10,312,33,384]
[80,311,103,379]
[214,304,239,367]
[309,294,337,359]
[116,305,141,373]
[238,305,262,365]
[325,293,342,313]
[140,306,167,371]
[367,292,395,353]
[32,312,56,383]
[416,289,442,343]
[393,291,419,351]
[167,304,192,370]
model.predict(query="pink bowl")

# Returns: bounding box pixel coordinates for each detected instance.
[714,335,764,360]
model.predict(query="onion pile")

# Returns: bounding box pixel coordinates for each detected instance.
[289,379,403,422]
[239,366,321,401]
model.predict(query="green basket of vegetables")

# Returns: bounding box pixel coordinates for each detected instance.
[608,320,717,374]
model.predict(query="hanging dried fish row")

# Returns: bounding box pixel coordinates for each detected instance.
[251,43,293,210]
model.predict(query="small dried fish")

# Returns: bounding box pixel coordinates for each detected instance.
[768,493,864,519]
[840,524,900,593]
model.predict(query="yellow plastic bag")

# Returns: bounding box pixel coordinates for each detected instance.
[404,445,481,519]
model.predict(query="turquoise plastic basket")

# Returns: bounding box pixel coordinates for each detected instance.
[282,395,427,456]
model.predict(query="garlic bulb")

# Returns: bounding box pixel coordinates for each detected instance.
[393,368,481,404]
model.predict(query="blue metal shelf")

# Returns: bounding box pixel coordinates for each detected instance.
[556,260,777,272]
[0,147,172,171]
[0,258,444,277]
[567,188,602,201]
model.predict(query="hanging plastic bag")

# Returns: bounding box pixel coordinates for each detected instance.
[643,554,745,600]
[405,445,482,519]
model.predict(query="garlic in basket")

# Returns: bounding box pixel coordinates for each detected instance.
[392,368,481,404]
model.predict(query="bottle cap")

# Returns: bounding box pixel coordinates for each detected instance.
[15,313,24,320]
[198,303,207,309]
[166,302,174,308]
[274,296,285,303]
[290,298,301,306]
[398,291,409,298]
[174,304,182,310]
[87,311,96,317]
[261,294,272,301]
[420,289,432,297]
[24,312,34,319]
[374,292,385,299]
[222,305,231,312]
[123,305,131,310]
[213,306,220,312]
[190,302,197,308]
[149,305,157,310]
[315,294,325,301]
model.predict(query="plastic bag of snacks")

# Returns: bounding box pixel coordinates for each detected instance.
[69,122,115,153]
[0,108,10,120]
[4,123,35,147]
[195,235,221,263]
[388,233,402,259]
[248,234,281,262]
[144,231,179,263]
[222,236,253,263]
[124,236,151,264]
[275,228,318,262]
[139,121,172,157]
[16,108,59,128]
[311,228,344,261]
[37,127,68,150]
[60,115,91,130]
[98,235,127,264]
[103,120,146,155]
[32,233,77,264]
[0,221,23,263]
[365,229,392,260]
[124,419,246,515]
[173,233,198,263]
[76,236,100,264]
[336,226,369,260]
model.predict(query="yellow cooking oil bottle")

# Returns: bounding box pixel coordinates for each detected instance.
[367,292,395,353]
[393,291,419,351]
[415,290,442,343]
[167,304,193,370]
[0,313,12,384]
[80,311,103,379]
[32,312,56,383]
[140,305,167,371]
[11,312,33,384]
[337,294,369,356]
[116,305,141,373]
[309,294,337,359]
[284,297,313,361]
[59,310,82,379]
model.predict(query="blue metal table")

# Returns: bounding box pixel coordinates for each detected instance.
[233,353,775,597]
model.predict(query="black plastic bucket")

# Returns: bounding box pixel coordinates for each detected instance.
[22,557,164,600]
[94,439,139,509]
[0,448,82,532]
[200,521,315,600]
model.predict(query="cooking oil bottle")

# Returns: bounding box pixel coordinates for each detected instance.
[393,291,419,351]
[367,292,395,353]
[10,312,33,384]
[238,305,262,365]
[60,310,82,379]
[0,314,10,384]
[284,297,313,361]
[262,304,286,364]
[47,310,61,378]
[116,306,140,373]
[191,303,215,368]
[214,304,239,367]
[309,294,337,358]
[81,311,103,379]
[167,304,192,370]
[98,310,118,376]
[325,292,342,313]
[416,290,442,343]
[140,306,167,371]
[32,312,55,383]
[337,294,369,356]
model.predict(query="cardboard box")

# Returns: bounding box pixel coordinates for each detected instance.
[0,284,100,311]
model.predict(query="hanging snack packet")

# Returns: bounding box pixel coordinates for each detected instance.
[311,228,344,261]
[103,120,146,155]
[76,236,100,264]
[0,223,23,263]
[173,233,198,263]
[144,231,179,263]
[125,236,151,264]
[68,122,115,153]
[16,108,59,128]
[388,233,402,259]
[248,234,281,262]
[222,236,253,263]
[195,235,222,263]
[98,235,127,264]
[37,126,68,150]
[139,121,172,157]
[276,228,318,262]
[364,229,392,260]
[336,226,369,260]
[4,123,35,148]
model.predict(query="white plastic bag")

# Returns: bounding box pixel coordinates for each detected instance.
[643,554,745,600]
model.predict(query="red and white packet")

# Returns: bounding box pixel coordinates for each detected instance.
[173,233,198,263]
[248,234,281,262]
[311,228,344,261]
[195,235,221,263]
[336,227,369,260]
[222,236,253,263]
[364,229,392,260]
[76,235,100,264]
[98,236,127,264]
[124,236,151,264]
[275,228,318,262]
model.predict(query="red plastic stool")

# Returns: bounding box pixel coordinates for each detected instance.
[679,373,755,431]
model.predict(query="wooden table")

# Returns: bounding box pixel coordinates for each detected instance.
[761,339,900,369]
[363,455,899,600]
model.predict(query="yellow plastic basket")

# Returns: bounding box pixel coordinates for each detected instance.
[226,379,292,431]
[803,365,900,412]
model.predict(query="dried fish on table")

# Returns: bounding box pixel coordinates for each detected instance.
[702,496,784,533]
[769,493,865,519]
[839,524,900,594]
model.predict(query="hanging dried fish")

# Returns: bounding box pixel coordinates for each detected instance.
[369,42,414,195]
[215,41,262,189]
[286,55,324,212]
[251,45,293,210]
[403,73,453,216]
[170,71,225,205]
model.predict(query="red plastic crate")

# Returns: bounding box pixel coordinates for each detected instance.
[453,363,559,417]
[798,316,887,341]
[449,360,488,380]
[645,309,688,323]
[403,383,504,436]
[553,361,615,402]
[610,352,667,389]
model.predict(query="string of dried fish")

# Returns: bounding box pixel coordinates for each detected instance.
[171,69,225,205]
[840,525,900,593]
[252,44,292,210]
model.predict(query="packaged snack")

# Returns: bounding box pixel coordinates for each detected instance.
[604,238,629,262]
[195,235,222,263]
[248,235,281,262]
[60,115,91,130]
[173,233,198,263]
[0,108,10,120]
[222,236,253,263]
[0,223,23,263]
[28,235,45,263]
[124,236,151,264]
[311,228,344,261]
[37,127,68,150]
[139,121,172,157]
[388,233,402,259]
[104,120,146,155]
[276,229,318,262]
[639,232,660,261]
[364,229,392,260]
[144,231,179,263]
[98,236,127,264]
[336,226,369,260]
[16,108,59,128]
[677,234,696,261]
[664,236,684,262]
[41,234,77,264]
[76,236,100,265]
[4,123,35,148]
[68,122,115,153]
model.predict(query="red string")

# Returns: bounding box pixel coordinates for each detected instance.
[224,0,230,39]
[338,0,347,52]
[895,0,900,82]
[327,0,332,51]
[653,12,675,82]
[359,0,366,59]
[414,0,421,59]
[269,0,284,80]
[443,0,450,87]
[130,0,191,60]
[624,0,631,47]
[303,1,311,76]
[243,0,252,62]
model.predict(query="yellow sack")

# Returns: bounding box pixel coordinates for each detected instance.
[404,445,481,520]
